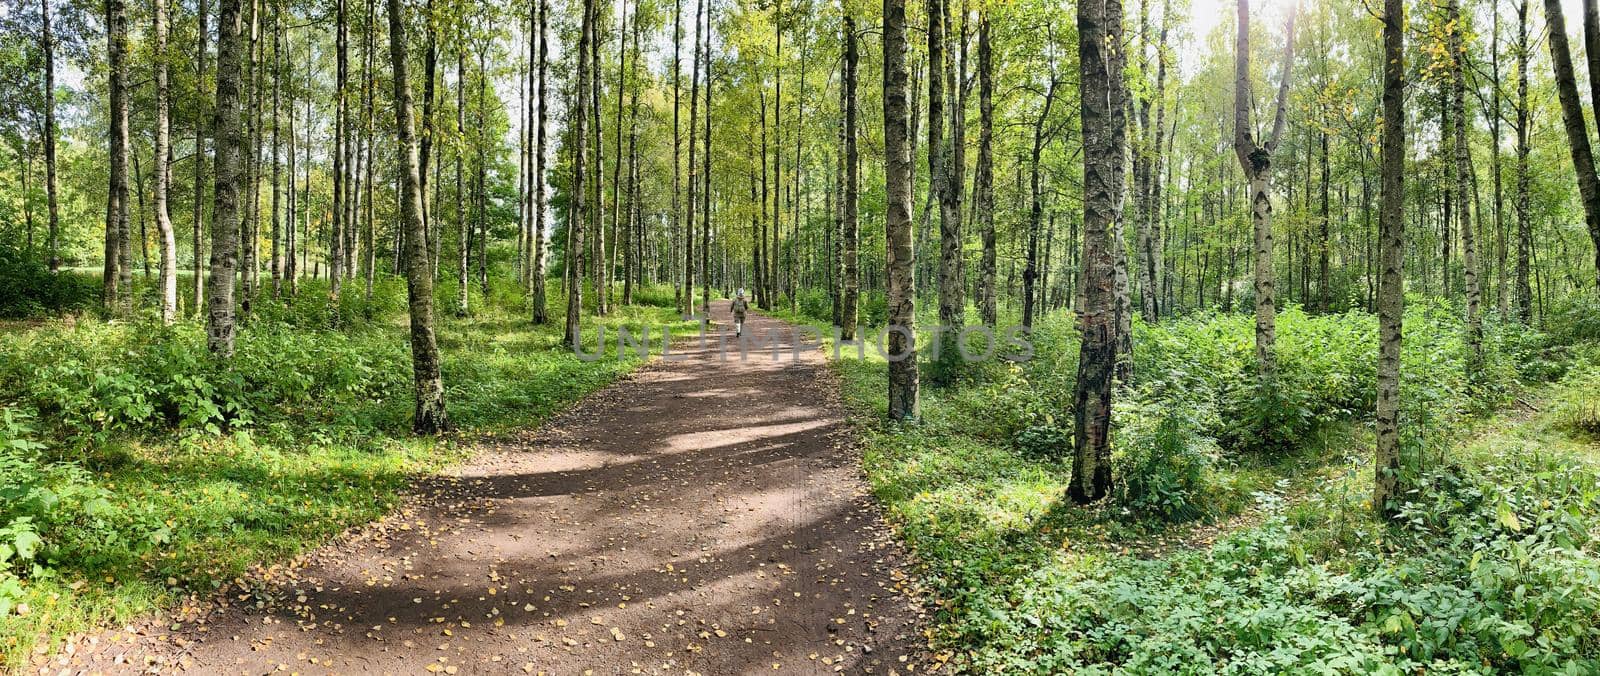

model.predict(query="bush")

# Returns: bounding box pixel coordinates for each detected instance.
[1547,292,1600,344]
[1555,367,1600,438]
[797,288,833,324]
[1113,407,1226,523]
[630,282,681,309]
[961,445,1600,672]
[0,244,99,319]
[1012,424,1070,462]
[0,407,112,615]
[0,321,412,448]
[249,277,410,328]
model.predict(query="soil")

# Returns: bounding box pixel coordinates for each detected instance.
[59,301,928,675]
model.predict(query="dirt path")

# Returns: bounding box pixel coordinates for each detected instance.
[67,302,926,675]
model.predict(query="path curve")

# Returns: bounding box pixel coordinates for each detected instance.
[66,301,926,675]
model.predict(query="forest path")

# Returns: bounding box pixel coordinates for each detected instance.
[76,301,925,675]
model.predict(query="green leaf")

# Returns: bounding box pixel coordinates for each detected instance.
[10,530,41,562]
[1498,503,1523,532]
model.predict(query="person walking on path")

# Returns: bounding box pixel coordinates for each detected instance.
[731,289,749,336]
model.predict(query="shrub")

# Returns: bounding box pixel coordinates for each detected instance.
[0,320,412,448]
[249,277,410,328]
[1555,367,1600,438]
[631,282,681,310]
[797,288,833,324]
[0,407,113,615]
[1113,407,1225,523]
[0,244,99,319]
[1012,424,1070,462]
[1547,292,1600,345]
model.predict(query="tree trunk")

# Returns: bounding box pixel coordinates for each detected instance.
[532,0,550,323]
[1071,0,1124,503]
[774,3,784,311]
[671,0,683,314]
[104,0,132,316]
[41,0,61,273]
[841,13,860,340]
[421,0,438,279]
[193,0,209,315]
[208,0,246,356]
[1490,0,1507,313]
[566,0,595,346]
[622,2,641,306]
[271,4,281,298]
[883,0,918,420]
[155,0,178,323]
[385,0,448,433]
[1515,0,1532,322]
[684,0,704,317]
[976,11,996,327]
[331,0,348,310]
[591,4,608,316]
[1141,0,1170,322]
[1550,0,1600,288]
[700,5,712,317]
[241,0,261,319]
[1023,79,1056,330]
[1319,130,1331,310]
[1373,0,1406,514]
[363,0,376,298]
[476,51,489,297]
[286,21,298,296]
[1449,0,1482,364]
[455,27,468,317]
[1233,0,1295,386]
[937,0,967,350]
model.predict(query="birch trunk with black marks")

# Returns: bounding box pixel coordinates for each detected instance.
[387,0,449,433]
[1072,0,1125,503]
[1373,0,1406,514]
[883,0,918,421]
[1449,0,1482,364]
[1515,0,1532,322]
[208,0,246,356]
[532,0,550,323]
[105,0,132,316]
[156,0,178,324]
[566,0,594,346]
[976,11,996,328]
[841,12,859,341]
[42,0,61,273]
[1549,0,1600,288]
[193,0,210,314]
[1233,0,1295,386]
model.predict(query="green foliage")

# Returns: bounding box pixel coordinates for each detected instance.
[249,277,412,328]
[0,407,112,617]
[796,288,832,324]
[1555,368,1600,438]
[1546,292,1600,345]
[820,298,1600,672]
[0,282,690,667]
[1112,407,1230,523]
[0,244,99,319]
[1011,424,1070,462]
[630,282,682,310]
[0,320,413,447]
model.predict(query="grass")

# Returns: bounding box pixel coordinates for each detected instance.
[0,280,694,670]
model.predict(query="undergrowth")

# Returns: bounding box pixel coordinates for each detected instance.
[778,296,1600,672]
[0,277,689,668]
